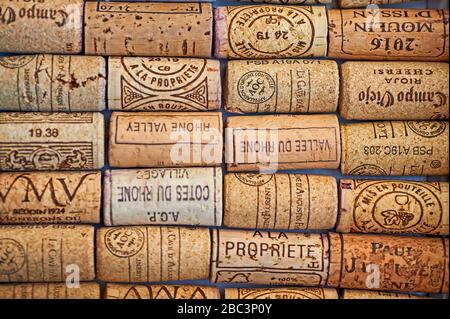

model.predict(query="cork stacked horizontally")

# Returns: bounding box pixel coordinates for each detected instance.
[0,0,449,300]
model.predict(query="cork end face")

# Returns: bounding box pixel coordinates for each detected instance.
[214,8,228,59]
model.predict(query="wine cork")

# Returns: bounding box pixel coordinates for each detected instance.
[340,121,449,176]
[215,5,328,59]
[0,225,95,282]
[84,2,212,57]
[104,284,220,299]
[108,57,221,112]
[339,0,419,8]
[211,229,330,286]
[104,168,222,227]
[339,62,449,120]
[327,9,449,61]
[0,0,83,54]
[97,226,210,282]
[0,55,106,112]
[0,112,104,171]
[328,233,449,293]
[225,59,339,114]
[0,171,101,225]
[338,179,449,236]
[229,1,332,4]
[109,112,222,168]
[225,287,338,299]
[342,289,427,299]
[0,282,100,299]
[224,173,337,230]
[226,114,341,172]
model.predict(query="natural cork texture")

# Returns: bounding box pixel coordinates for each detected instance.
[342,289,427,299]
[84,2,213,57]
[104,284,220,299]
[108,57,221,112]
[230,0,332,3]
[0,0,83,54]
[215,5,328,59]
[339,0,418,8]
[225,287,338,299]
[340,121,449,176]
[0,282,100,299]
[0,112,105,171]
[226,114,341,172]
[338,179,449,236]
[0,225,95,282]
[109,112,222,168]
[225,59,339,114]
[104,168,222,227]
[224,173,337,230]
[0,55,106,112]
[96,226,210,282]
[328,9,449,61]
[211,229,330,286]
[339,62,449,120]
[0,171,101,225]
[328,233,449,293]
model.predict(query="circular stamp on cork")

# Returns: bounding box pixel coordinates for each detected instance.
[237,71,276,104]
[353,181,442,233]
[104,227,145,258]
[0,239,26,275]
[235,173,274,186]
[348,164,387,176]
[228,6,315,58]
[407,121,446,138]
[0,55,36,69]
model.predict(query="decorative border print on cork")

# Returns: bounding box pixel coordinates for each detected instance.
[0,171,101,225]
[109,112,223,168]
[84,2,213,57]
[338,179,449,236]
[327,9,449,61]
[0,0,83,54]
[0,225,95,282]
[104,284,220,299]
[0,282,100,299]
[0,55,107,112]
[328,233,449,294]
[215,5,328,59]
[108,57,221,112]
[96,226,210,282]
[211,229,330,286]
[340,121,449,176]
[224,287,338,299]
[0,112,105,172]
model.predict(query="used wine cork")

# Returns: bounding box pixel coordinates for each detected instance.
[342,289,427,299]
[0,0,83,54]
[0,225,95,282]
[327,9,449,61]
[338,179,449,236]
[225,287,338,299]
[215,5,328,59]
[229,1,332,3]
[339,62,449,120]
[109,112,222,168]
[0,171,101,225]
[0,55,106,112]
[224,173,337,230]
[0,112,105,171]
[211,229,330,286]
[84,2,212,57]
[341,121,449,176]
[225,59,339,114]
[0,282,100,299]
[97,226,210,282]
[226,114,341,172]
[108,57,221,111]
[104,284,220,299]
[328,233,449,293]
[104,168,222,227]
[339,0,419,8]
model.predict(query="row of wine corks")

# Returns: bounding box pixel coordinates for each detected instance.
[1,225,447,293]
[0,1,448,60]
[2,170,448,236]
[0,112,448,175]
[0,283,433,299]
[1,54,448,120]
